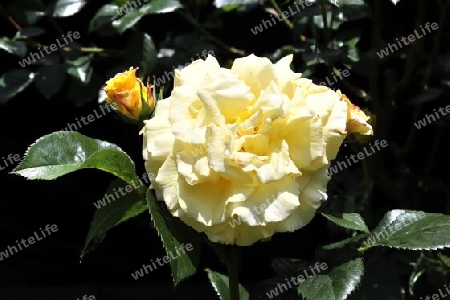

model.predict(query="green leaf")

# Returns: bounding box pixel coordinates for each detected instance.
[313,11,333,29]
[140,0,183,14]
[322,213,370,233]
[34,65,66,99]
[66,55,93,84]
[298,258,364,300]
[81,178,148,258]
[0,37,27,58]
[0,69,35,104]
[360,210,450,251]
[147,190,201,286]
[125,32,157,77]
[437,252,450,268]
[332,30,361,62]
[16,27,46,38]
[12,131,139,186]
[112,0,129,6]
[206,269,249,300]
[112,9,144,33]
[298,275,335,299]
[89,4,119,32]
[341,4,371,21]
[53,0,87,17]
[213,0,258,8]
[322,234,367,250]
[8,0,46,26]
[408,268,425,295]
[335,0,365,5]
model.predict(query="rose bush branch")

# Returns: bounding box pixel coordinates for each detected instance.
[11,53,450,299]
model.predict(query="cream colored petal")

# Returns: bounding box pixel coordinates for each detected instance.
[176,143,221,186]
[222,158,260,187]
[323,100,348,161]
[238,134,270,156]
[177,215,237,243]
[231,151,266,170]
[177,214,276,246]
[197,87,226,127]
[142,100,175,160]
[231,54,276,94]
[237,109,263,136]
[275,167,329,232]
[168,85,201,124]
[205,124,228,173]
[305,87,337,125]
[174,55,221,89]
[144,158,164,189]
[205,124,259,186]
[287,87,313,120]
[230,175,300,225]
[283,115,325,170]
[273,54,302,96]
[151,134,176,158]
[177,177,254,226]
[231,224,277,246]
[140,125,148,160]
[196,72,254,123]
[172,121,206,146]
[298,167,330,204]
[194,155,218,179]
[253,81,289,123]
[176,151,205,185]
[241,140,301,184]
[154,156,180,211]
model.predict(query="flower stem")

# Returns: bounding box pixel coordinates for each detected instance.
[269,0,294,29]
[0,4,21,30]
[227,246,240,300]
[319,0,331,43]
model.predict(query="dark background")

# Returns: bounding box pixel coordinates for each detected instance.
[0,0,449,299]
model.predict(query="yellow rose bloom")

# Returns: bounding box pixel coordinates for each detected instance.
[104,67,154,120]
[142,54,371,246]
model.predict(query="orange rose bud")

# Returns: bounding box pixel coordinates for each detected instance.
[338,92,373,136]
[104,67,155,121]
